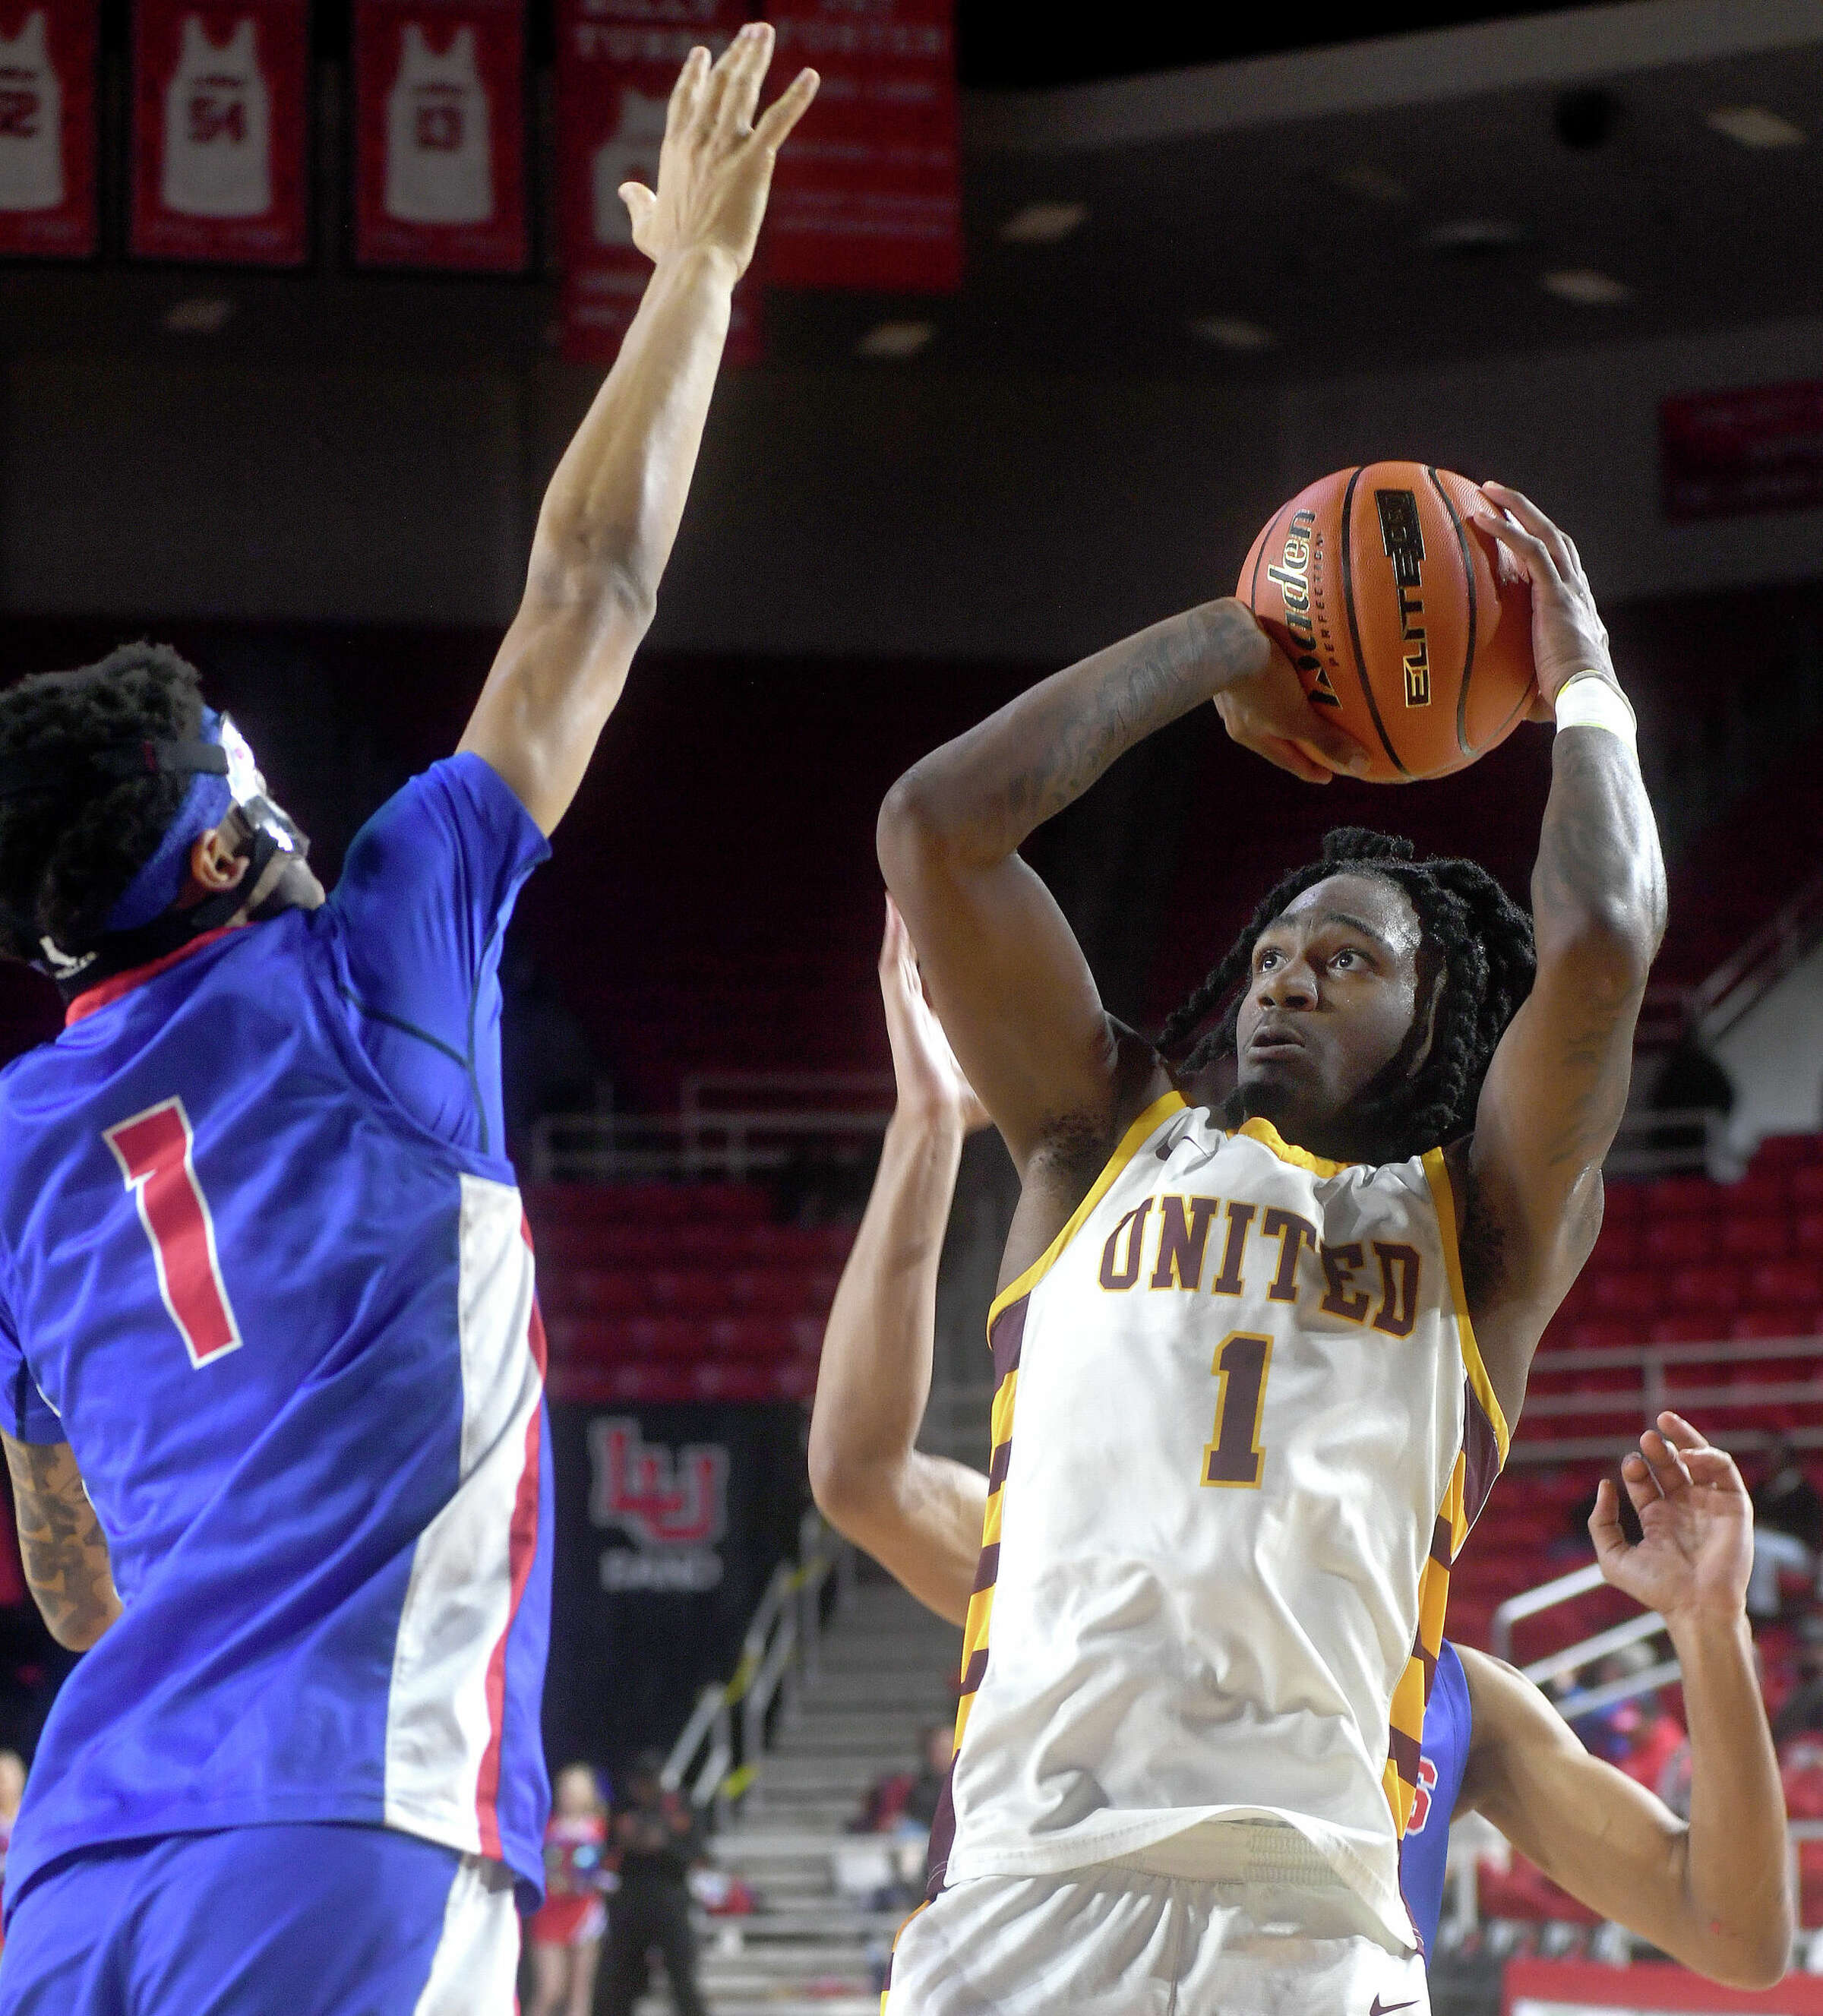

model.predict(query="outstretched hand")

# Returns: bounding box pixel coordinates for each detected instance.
[1468,482,1613,712]
[619,24,818,280]
[1591,1413,1755,1628]
[879,898,990,1134]
[1212,608,1371,784]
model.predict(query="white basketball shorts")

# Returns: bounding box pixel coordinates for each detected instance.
[882,1860,1430,2016]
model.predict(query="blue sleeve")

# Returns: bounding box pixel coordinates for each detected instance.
[0,1274,63,1446]
[325,755,551,1158]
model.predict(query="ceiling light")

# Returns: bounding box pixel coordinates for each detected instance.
[1000,201,1087,244]
[1706,105,1806,150]
[1190,316,1274,352]
[1424,219,1526,258]
[1333,164,1408,206]
[856,321,934,360]
[161,297,235,333]
[1541,268,1634,305]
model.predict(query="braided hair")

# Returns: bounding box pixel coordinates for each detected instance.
[1156,826,1535,1164]
[0,643,205,964]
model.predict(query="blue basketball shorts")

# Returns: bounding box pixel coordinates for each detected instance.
[0,1822,520,2016]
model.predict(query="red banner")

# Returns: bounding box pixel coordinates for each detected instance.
[1503,1956,1823,2012]
[763,0,958,292]
[130,0,310,265]
[0,0,96,258]
[353,0,526,271]
[1662,381,1823,522]
[555,0,760,367]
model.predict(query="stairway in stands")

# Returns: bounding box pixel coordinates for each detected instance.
[641,1574,962,2016]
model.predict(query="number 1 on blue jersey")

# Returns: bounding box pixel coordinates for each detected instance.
[105,1098,243,1368]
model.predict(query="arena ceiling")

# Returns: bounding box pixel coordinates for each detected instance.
[8,0,1823,383]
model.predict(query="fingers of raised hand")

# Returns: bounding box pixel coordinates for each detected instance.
[720,21,775,134]
[1256,734,1335,784]
[668,43,709,125]
[1469,497,1556,581]
[1638,1427,1695,1497]
[1619,1449,1663,1516]
[1480,482,1577,577]
[754,67,820,154]
[618,181,657,236]
[1589,1476,1626,1553]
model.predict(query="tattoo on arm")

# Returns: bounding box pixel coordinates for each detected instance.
[997,602,1266,840]
[3,1439,121,1650]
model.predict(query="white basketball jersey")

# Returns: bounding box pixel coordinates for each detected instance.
[161,15,271,220]
[940,1093,1509,1949]
[590,87,665,247]
[0,10,63,213]
[384,23,491,227]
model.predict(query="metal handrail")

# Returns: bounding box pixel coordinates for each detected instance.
[529,1107,892,1183]
[661,1510,854,1822]
[1490,1563,1607,1664]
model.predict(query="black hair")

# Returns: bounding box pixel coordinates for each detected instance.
[0,643,205,964]
[1155,826,1536,1163]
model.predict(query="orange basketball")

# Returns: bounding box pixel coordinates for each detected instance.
[1237,463,1538,783]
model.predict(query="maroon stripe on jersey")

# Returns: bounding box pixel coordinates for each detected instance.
[924,1764,959,1901]
[987,1435,1013,1493]
[1430,1515,1454,1571]
[989,1293,1027,1386]
[972,1542,1000,1596]
[1389,1722,1423,1786]
[1413,1624,1437,1687]
[961,1646,990,1695]
[1463,1376,1502,1526]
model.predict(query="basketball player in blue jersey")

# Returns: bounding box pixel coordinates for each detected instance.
[811,908,1791,1996]
[0,30,816,2015]
[873,490,1672,2011]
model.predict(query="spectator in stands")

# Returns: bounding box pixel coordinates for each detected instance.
[596,1752,707,2016]
[526,1763,613,2016]
[1749,1439,1821,1619]
[845,1721,954,1910]
[1774,1623,1823,1744]
[1572,1645,1687,1801]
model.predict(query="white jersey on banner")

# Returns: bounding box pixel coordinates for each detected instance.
[161,14,271,219]
[0,10,63,213]
[589,86,664,247]
[384,22,491,226]
[939,1095,1510,1951]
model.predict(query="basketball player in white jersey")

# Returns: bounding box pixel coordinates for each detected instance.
[811,905,1790,1997]
[874,486,1667,2011]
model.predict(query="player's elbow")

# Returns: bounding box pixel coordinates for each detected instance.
[806,1433,892,1544]
[1537,897,1660,1004]
[877,757,990,890]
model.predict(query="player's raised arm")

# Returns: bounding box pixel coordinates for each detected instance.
[1458,1415,1790,1989]
[807,902,988,1629]
[877,605,1365,1181]
[2,1434,121,1651]
[1452,483,1666,1426]
[458,27,816,836]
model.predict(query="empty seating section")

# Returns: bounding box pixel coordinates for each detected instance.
[526,1183,854,1404]
[1450,1131,1823,1659]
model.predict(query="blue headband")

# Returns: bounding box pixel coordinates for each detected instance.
[103,708,234,934]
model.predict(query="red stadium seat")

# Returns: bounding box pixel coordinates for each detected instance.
[1643,1217,1714,1264]
[1795,1167,1823,1206]
[1601,1183,1646,1222]
[1648,1313,1724,1344]
[1720,1215,1789,1260]
[1749,1259,1823,1308]
[706,1317,796,1363]
[1755,1133,1823,1170]
[1590,1224,1641,1269]
[1566,1318,1640,1351]
[1645,1176,1717,1217]
[554,1269,648,1317]
[1668,1264,1741,1312]
[1724,1172,1791,1218]
[1797,1211,1823,1255]
[1730,1309,1809,1341]
[1590,1272,1660,1318]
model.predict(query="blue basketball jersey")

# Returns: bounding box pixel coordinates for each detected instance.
[1401,1637,1473,1959]
[0,754,554,1913]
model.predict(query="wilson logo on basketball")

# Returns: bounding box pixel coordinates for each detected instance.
[1376,488,1431,709]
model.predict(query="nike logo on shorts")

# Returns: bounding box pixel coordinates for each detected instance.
[1369,1999,1419,2015]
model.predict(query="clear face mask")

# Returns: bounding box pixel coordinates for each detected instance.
[219,715,308,862]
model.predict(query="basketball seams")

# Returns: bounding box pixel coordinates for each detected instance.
[1338,466,1410,779]
[1426,467,1479,760]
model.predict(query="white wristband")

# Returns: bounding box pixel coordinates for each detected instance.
[1553,671,1638,754]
